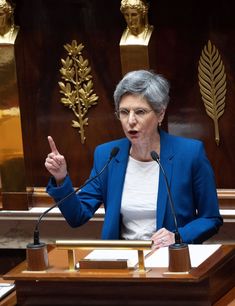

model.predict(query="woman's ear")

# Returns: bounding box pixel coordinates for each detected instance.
[158,109,166,124]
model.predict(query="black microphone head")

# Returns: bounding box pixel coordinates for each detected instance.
[174,231,182,245]
[33,229,40,245]
[150,150,160,162]
[110,147,120,159]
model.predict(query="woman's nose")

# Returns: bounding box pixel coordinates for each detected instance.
[127,111,137,125]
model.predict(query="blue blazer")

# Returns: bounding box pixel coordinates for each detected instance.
[47,130,223,243]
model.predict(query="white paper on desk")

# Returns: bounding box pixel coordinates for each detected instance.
[145,244,221,268]
[78,244,221,269]
[81,249,151,268]
[0,283,15,300]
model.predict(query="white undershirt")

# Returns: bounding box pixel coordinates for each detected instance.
[121,156,159,240]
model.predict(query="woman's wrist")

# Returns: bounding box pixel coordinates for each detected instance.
[55,174,67,186]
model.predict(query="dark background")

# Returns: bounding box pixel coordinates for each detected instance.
[13,0,235,191]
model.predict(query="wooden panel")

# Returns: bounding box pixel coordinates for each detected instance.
[0,249,25,275]
[14,0,124,190]
[29,187,235,210]
[153,0,235,188]
[3,245,235,306]
[214,286,235,306]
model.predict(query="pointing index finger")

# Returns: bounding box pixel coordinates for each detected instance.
[47,136,59,154]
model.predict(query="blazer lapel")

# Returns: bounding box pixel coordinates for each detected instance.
[157,130,175,229]
[109,144,130,212]
[104,139,130,237]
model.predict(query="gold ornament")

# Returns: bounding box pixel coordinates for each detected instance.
[59,40,98,144]
[198,40,226,146]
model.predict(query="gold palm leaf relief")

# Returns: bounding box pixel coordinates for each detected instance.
[59,40,98,144]
[198,40,226,146]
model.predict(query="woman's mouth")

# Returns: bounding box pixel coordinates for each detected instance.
[128,130,138,137]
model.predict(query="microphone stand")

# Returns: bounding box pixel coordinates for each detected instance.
[151,151,191,273]
[26,147,119,271]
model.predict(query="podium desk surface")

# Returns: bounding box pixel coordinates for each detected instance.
[3,244,235,306]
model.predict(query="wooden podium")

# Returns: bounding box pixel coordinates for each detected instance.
[3,245,235,306]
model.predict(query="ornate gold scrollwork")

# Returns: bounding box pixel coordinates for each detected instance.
[59,40,98,144]
[198,40,226,146]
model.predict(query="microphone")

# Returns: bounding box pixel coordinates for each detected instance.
[150,150,191,273]
[26,146,119,271]
[150,151,181,244]
[33,146,119,246]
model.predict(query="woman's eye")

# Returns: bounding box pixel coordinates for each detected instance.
[135,109,146,116]
[120,110,129,116]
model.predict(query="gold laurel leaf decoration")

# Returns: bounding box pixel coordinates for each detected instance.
[59,40,98,144]
[198,40,226,146]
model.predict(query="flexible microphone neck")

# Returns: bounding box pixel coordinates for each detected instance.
[33,146,120,245]
[150,150,182,245]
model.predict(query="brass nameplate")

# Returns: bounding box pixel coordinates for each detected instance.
[78,259,128,270]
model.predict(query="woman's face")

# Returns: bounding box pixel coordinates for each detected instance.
[123,8,145,35]
[118,94,164,146]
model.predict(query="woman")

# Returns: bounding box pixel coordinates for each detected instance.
[45,70,223,248]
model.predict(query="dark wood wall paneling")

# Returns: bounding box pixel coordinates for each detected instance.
[13,0,235,205]
[14,0,124,189]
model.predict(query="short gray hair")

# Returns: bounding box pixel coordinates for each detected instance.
[113,70,170,113]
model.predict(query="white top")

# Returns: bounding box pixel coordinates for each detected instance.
[120,156,159,240]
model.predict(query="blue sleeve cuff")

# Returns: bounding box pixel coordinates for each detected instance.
[46,175,74,201]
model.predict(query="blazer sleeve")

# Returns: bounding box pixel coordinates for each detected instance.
[177,142,223,243]
[46,147,106,228]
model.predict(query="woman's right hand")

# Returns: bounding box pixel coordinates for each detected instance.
[45,136,67,185]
